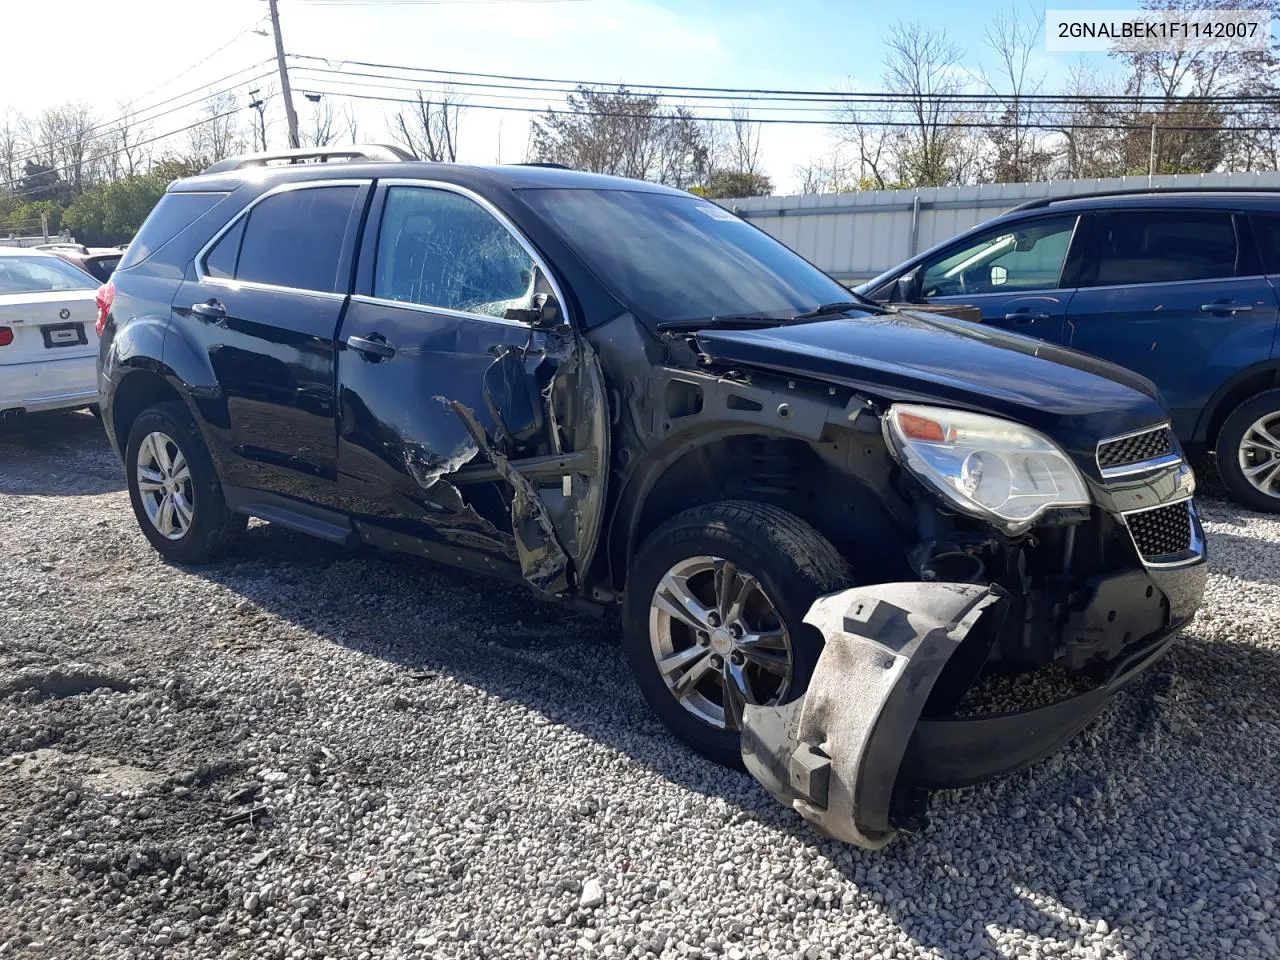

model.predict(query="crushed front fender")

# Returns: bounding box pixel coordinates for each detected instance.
[741,582,1005,849]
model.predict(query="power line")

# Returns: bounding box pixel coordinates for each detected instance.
[288,52,1280,105]
[290,65,1271,126]
[296,83,1280,132]
[122,24,266,107]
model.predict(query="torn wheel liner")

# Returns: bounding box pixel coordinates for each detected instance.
[740,579,1192,849]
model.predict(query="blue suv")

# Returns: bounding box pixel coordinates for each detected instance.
[859,190,1280,511]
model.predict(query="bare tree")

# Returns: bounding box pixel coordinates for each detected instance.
[186,92,244,164]
[1048,59,1129,178]
[795,148,860,194]
[25,102,100,193]
[389,91,461,162]
[834,21,977,187]
[111,101,152,178]
[0,110,22,187]
[1111,0,1279,173]
[301,97,338,147]
[724,105,763,177]
[340,103,360,144]
[977,5,1054,182]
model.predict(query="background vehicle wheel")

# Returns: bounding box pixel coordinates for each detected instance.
[124,401,245,562]
[1216,389,1280,513]
[622,500,852,767]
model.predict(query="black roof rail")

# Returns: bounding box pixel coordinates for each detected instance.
[201,144,416,175]
[1007,185,1280,214]
[511,162,572,170]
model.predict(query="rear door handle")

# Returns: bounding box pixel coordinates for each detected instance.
[1201,301,1254,314]
[191,300,226,322]
[346,334,396,361]
[1004,311,1051,325]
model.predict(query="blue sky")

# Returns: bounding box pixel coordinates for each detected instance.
[3,0,1134,192]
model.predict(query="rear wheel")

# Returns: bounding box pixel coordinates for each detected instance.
[124,401,245,562]
[622,500,851,766]
[1216,389,1280,512]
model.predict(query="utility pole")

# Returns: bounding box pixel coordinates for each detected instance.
[1148,123,1158,181]
[267,0,300,149]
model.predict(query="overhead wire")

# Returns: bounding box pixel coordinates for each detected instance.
[292,84,1278,132]
[289,64,1269,127]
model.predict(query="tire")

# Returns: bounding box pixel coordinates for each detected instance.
[622,500,852,767]
[124,400,246,562]
[1215,389,1280,513]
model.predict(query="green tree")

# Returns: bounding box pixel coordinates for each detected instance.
[0,199,63,237]
[66,174,167,245]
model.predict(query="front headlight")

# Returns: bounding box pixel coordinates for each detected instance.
[884,403,1090,532]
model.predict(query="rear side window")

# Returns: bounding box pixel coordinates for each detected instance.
[1085,211,1238,286]
[203,219,244,280]
[85,255,120,282]
[1250,214,1280,274]
[227,186,359,293]
[117,192,225,270]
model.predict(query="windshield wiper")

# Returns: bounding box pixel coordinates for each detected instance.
[657,296,889,334]
[656,315,791,333]
[792,296,889,319]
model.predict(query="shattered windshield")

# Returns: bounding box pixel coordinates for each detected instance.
[518,188,852,325]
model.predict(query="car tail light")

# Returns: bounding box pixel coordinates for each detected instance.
[0,326,11,347]
[94,281,115,337]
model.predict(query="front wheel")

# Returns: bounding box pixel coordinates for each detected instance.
[124,401,245,563]
[622,500,852,767]
[1216,389,1280,512]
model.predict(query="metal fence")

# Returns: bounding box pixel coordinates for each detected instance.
[719,172,1280,283]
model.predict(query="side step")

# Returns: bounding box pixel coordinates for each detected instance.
[222,486,356,546]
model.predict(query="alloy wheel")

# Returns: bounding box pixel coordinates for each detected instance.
[647,555,793,732]
[136,431,195,540]
[1238,413,1280,499]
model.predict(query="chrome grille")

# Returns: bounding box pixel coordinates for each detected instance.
[1097,426,1174,471]
[1126,501,1192,560]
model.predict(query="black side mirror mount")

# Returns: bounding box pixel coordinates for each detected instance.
[503,292,565,329]
[897,266,922,302]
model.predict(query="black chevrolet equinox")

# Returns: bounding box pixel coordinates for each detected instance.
[97,147,1206,828]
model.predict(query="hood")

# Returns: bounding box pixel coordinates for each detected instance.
[693,310,1168,461]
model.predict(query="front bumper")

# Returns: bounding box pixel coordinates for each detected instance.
[741,557,1206,848]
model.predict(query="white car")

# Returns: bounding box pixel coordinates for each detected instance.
[0,248,102,419]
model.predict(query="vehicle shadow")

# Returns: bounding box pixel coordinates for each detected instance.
[185,520,1280,960]
[0,409,125,496]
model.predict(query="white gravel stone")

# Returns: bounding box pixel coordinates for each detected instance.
[1,412,1278,960]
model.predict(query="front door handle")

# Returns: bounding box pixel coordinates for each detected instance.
[1201,301,1254,314]
[1004,310,1051,325]
[191,299,226,322]
[346,334,396,361]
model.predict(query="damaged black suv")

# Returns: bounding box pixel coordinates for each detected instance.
[98,147,1206,845]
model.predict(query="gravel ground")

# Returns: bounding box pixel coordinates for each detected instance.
[1,410,1278,960]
